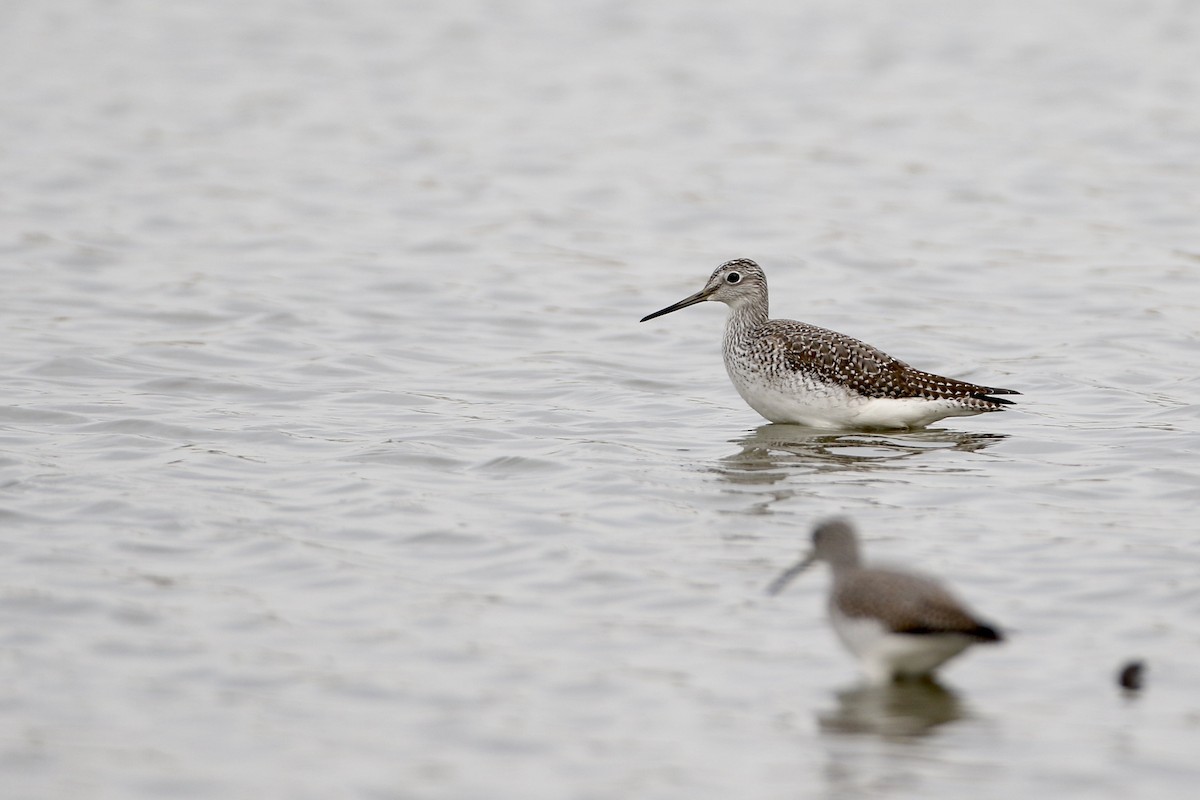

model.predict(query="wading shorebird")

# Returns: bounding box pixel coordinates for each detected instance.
[639,258,1018,429]
[767,518,1004,683]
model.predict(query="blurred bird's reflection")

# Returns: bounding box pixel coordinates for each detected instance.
[819,679,965,739]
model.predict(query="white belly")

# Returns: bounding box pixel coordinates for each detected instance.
[831,610,975,683]
[725,361,982,430]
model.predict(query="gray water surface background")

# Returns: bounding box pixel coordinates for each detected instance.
[3,1,1200,798]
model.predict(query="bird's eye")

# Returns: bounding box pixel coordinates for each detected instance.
[726,272,742,284]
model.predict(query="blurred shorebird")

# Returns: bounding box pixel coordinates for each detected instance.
[768,518,1004,683]
[640,258,1018,429]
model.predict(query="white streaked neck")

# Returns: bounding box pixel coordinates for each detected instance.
[723,297,769,346]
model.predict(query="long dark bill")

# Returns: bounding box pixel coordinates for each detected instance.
[765,554,816,596]
[639,287,716,322]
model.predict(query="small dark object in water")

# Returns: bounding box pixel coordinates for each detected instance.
[1118,660,1145,691]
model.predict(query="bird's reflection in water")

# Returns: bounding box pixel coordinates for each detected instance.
[716,424,1008,484]
[819,679,965,739]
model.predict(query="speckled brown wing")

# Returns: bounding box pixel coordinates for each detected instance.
[834,568,1002,641]
[761,320,1018,404]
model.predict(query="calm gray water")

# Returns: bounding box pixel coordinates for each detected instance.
[3,1,1200,798]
